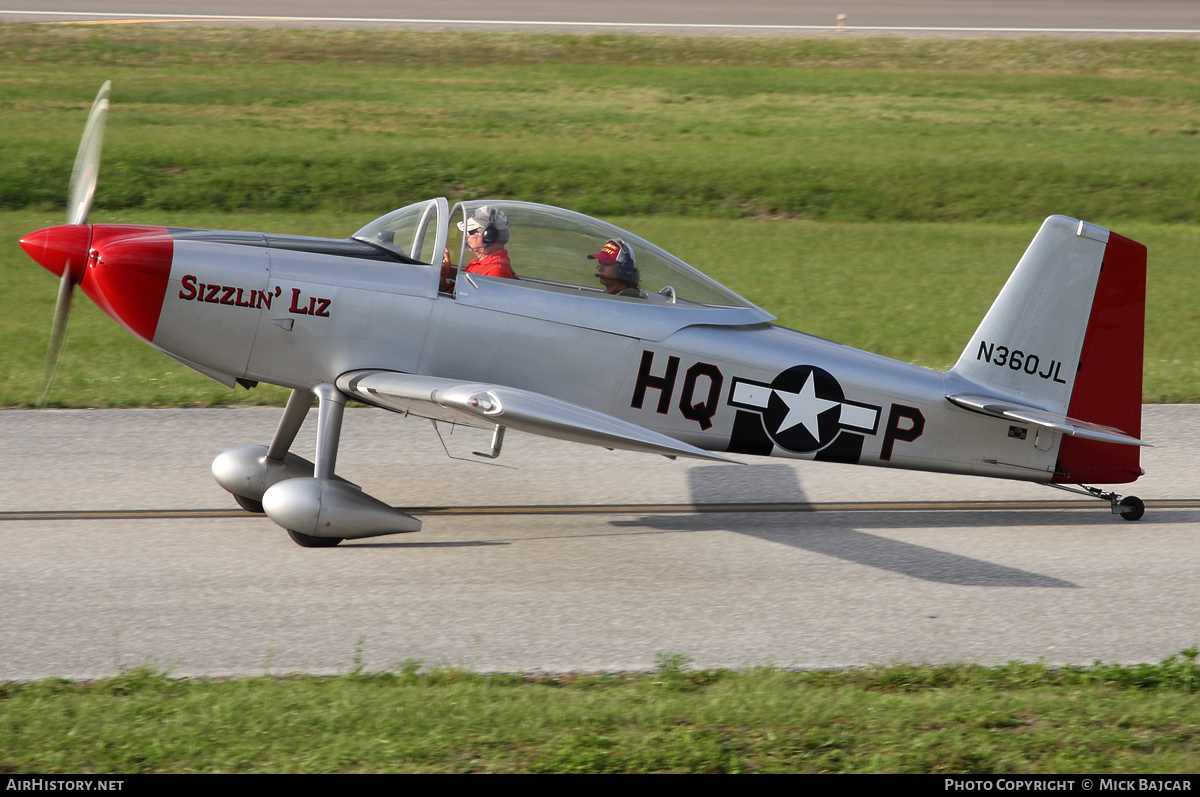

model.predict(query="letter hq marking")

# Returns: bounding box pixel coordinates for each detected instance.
[631,350,680,415]
[677,362,724,431]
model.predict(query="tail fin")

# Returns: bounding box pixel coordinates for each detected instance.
[949,215,1146,484]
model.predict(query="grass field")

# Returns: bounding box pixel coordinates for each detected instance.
[1,27,1197,405]
[2,28,1200,223]
[2,654,1198,773]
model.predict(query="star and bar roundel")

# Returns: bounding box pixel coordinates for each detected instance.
[728,365,881,462]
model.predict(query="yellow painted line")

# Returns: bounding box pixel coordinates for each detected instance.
[53,19,222,26]
[3,499,1198,522]
[1,509,248,521]
[414,499,1200,516]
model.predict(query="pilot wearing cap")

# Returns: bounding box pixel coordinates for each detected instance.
[589,238,641,297]
[441,205,515,291]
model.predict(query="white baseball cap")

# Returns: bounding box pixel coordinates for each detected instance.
[457,205,509,233]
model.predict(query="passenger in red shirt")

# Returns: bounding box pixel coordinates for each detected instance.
[440,205,515,292]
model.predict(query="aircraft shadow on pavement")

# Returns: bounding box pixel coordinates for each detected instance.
[610,512,1077,588]
[610,464,1082,588]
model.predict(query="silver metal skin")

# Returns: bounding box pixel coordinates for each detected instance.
[267,389,314,460]
[313,383,346,481]
[951,216,1108,415]
[262,477,422,540]
[242,246,435,389]
[211,445,320,502]
[157,240,270,385]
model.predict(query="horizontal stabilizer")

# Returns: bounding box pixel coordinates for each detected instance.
[947,393,1148,447]
[338,370,735,463]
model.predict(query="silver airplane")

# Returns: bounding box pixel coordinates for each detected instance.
[19,84,1149,547]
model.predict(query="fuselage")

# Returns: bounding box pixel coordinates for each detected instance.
[21,222,1064,486]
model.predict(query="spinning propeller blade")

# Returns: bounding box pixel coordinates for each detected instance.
[68,80,109,227]
[37,268,75,407]
[36,81,110,407]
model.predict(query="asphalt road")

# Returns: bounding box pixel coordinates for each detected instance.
[1,405,1197,680]
[3,1,1196,680]
[1,1,1198,33]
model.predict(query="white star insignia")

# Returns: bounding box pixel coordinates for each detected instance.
[774,372,840,438]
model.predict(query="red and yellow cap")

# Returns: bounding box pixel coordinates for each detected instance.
[588,239,630,265]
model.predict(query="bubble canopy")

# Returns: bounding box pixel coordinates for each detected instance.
[354,199,757,310]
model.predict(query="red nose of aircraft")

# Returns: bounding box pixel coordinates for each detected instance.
[20,224,174,341]
[19,224,92,281]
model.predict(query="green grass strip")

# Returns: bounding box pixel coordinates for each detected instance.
[2,651,1198,773]
[1,28,1199,223]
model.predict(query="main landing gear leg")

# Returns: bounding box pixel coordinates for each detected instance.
[261,383,422,548]
[311,383,346,481]
[230,388,316,514]
[1047,482,1145,521]
[267,388,316,461]
[213,387,322,514]
[284,384,347,548]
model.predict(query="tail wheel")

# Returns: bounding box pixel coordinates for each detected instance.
[1118,496,1145,522]
[287,530,344,548]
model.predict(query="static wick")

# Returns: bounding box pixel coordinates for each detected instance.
[837,14,846,30]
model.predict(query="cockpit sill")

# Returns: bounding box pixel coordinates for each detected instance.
[169,228,425,266]
[454,271,774,342]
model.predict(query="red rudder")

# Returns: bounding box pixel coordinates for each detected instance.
[1053,232,1146,485]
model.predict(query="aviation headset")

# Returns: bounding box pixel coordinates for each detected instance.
[479,206,501,246]
[592,239,640,287]
[464,206,509,247]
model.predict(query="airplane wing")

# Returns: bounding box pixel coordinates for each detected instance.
[337,369,737,462]
[946,393,1149,447]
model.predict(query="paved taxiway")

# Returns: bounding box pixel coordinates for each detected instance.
[2,1,1198,34]
[1,405,1197,679]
